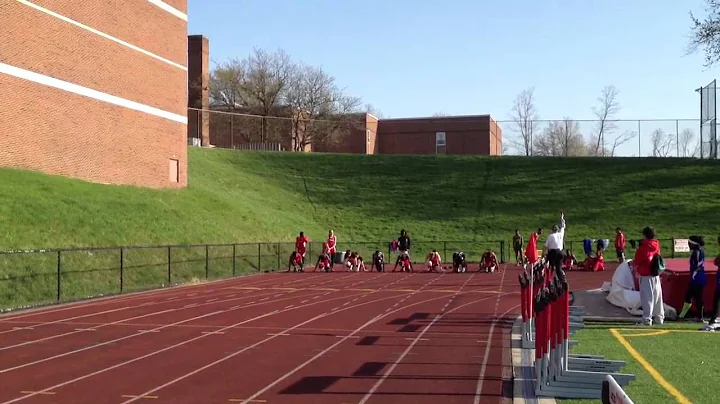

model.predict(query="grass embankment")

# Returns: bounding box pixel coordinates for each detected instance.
[563,323,720,404]
[1,148,719,308]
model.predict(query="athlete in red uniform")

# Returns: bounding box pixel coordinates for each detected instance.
[480,250,499,273]
[315,253,332,272]
[427,250,442,272]
[295,232,309,267]
[326,230,337,270]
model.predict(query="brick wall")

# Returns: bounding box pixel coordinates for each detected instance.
[377,115,495,155]
[0,1,188,188]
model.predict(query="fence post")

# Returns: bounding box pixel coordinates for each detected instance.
[257,243,261,272]
[671,238,675,259]
[443,241,447,261]
[500,240,505,264]
[56,250,62,301]
[119,247,124,293]
[276,242,280,271]
[167,246,172,285]
[205,245,210,279]
[232,244,236,276]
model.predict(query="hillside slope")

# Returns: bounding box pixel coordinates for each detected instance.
[1,148,719,250]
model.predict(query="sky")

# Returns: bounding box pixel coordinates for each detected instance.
[187,0,720,155]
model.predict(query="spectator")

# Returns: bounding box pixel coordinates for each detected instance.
[702,235,720,330]
[680,235,706,321]
[633,226,664,326]
[512,229,524,265]
[615,228,627,263]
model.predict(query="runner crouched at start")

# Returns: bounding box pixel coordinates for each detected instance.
[372,250,385,272]
[480,250,499,273]
[288,251,304,272]
[397,253,413,272]
[426,250,442,272]
[453,251,468,273]
[315,252,332,272]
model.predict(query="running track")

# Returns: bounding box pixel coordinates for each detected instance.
[0,264,611,404]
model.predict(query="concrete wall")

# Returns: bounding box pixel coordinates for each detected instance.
[0,0,188,188]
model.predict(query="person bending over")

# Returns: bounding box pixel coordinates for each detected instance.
[426,250,442,273]
[480,250,499,273]
[453,251,468,273]
[372,250,385,272]
[288,251,304,272]
[398,253,413,272]
[315,252,332,272]
[680,235,706,321]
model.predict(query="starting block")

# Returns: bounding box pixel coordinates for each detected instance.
[518,262,636,400]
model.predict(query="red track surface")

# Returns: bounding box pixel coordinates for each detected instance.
[0,265,612,404]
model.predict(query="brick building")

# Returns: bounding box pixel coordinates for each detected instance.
[315,113,502,156]
[0,1,189,188]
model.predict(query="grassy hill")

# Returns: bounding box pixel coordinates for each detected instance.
[1,148,720,308]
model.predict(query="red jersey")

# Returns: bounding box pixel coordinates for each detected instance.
[633,239,660,277]
[295,235,308,254]
[327,235,337,252]
[614,233,626,250]
[319,255,330,267]
[429,253,440,265]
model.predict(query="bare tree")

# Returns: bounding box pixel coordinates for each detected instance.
[609,130,637,157]
[689,0,720,67]
[589,85,620,156]
[209,58,249,108]
[651,129,676,157]
[534,118,587,157]
[286,65,362,151]
[678,128,700,157]
[364,104,384,118]
[509,88,539,156]
[432,112,450,117]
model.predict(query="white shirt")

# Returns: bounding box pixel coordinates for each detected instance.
[544,217,566,250]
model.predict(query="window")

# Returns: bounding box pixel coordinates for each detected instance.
[435,132,446,146]
[367,130,371,144]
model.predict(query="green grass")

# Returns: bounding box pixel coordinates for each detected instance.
[1,148,720,308]
[562,323,720,404]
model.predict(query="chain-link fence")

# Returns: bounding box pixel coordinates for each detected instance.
[498,118,716,158]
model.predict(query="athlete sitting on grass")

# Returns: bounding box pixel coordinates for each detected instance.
[426,250,442,272]
[680,235,706,321]
[453,251,468,273]
[288,251,304,272]
[480,250,499,273]
[314,252,332,272]
[372,250,385,272]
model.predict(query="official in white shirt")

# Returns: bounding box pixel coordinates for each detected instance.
[543,210,566,277]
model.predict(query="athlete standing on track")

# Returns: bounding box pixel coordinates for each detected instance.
[295,232,309,267]
[326,230,337,270]
[393,229,411,271]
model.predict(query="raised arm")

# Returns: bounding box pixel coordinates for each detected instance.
[558,209,566,236]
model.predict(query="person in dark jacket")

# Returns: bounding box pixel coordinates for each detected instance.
[512,229,524,265]
[702,235,720,330]
[680,235,706,320]
[393,230,411,271]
